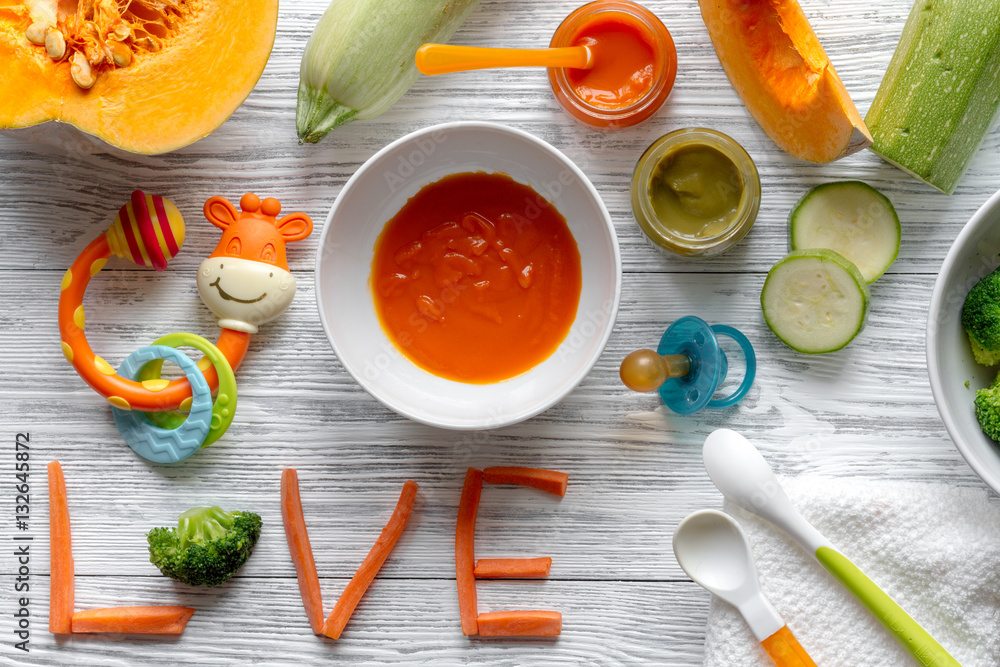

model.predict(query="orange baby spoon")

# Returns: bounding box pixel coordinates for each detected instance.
[415,43,593,75]
[673,510,816,667]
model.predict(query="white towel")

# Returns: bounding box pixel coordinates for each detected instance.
[701,477,1000,667]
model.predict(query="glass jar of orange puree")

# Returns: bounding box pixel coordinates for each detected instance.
[548,0,677,131]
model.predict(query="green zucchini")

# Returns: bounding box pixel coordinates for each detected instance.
[865,0,1000,194]
[297,0,482,143]
[789,181,900,284]
[761,249,870,354]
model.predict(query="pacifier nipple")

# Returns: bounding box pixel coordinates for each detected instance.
[107,190,185,270]
[620,349,690,392]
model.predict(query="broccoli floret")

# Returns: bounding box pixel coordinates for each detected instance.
[147,506,262,586]
[962,267,1000,365]
[975,372,1000,441]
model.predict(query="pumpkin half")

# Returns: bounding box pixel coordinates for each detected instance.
[0,0,278,154]
[698,0,872,163]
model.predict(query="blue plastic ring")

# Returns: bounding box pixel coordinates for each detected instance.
[706,325,756,409]
[112,345,213,463]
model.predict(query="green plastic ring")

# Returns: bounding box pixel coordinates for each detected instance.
[137,332,237,447]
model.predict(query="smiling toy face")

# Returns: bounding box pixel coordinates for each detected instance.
[197,257,296,333]
[196,193,313,334]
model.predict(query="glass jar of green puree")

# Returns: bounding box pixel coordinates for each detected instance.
[631,128,760,258]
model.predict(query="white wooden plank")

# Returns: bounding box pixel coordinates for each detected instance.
[9,578,709,666]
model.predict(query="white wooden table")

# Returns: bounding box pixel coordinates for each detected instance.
[2,0,998,664]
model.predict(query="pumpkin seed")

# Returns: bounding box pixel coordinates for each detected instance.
[25,22,50,45]
[44,29,66,60]
[110,41,132,67]
[70,52,96,89]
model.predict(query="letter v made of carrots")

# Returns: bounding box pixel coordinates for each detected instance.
[280,469,418,639]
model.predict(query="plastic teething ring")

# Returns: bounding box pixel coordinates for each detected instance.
[113,346,214,463]
[706,324,756,409]
[137,332,238,448]
[59,190,311,415]
[58,213,250,413]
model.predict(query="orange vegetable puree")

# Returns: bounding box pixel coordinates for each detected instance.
[567,13,657,109]
[371,172,582,384]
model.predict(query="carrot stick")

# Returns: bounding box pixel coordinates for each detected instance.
[474,557,552,579]
[71,606,195,634]
[280,469,324,635]
[456,468,483,636]
[47,461,73,635]
[477,610,562,637]
[483,467,568,496]
[322,480,419,639]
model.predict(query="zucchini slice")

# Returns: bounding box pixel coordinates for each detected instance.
[789,181,900,283]
[761,249,870,354]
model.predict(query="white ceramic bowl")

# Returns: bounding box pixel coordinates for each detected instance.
[927,189,1000,493]
[315,122,621,430]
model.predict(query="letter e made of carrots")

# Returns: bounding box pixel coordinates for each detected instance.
[456,466,567,638]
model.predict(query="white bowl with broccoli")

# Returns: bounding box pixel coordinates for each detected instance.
[928,189,1000,494]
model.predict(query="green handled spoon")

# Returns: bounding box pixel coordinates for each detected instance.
[702,429,960,667]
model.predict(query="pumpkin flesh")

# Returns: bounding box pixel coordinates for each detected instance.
[0,0,278,153]
[699,0,872,163]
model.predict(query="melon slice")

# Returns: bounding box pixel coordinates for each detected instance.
[698,0,872,163]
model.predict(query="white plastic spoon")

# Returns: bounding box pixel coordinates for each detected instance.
[702,428,961,667]
[673,509,816,666]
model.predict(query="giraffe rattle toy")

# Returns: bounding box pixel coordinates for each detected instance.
[58,191,313,463]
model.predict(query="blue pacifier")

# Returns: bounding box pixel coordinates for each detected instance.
[620,316,756,414]
[112,345,214,463]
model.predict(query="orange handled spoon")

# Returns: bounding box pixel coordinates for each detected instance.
[673,510,816,667]
[415,43,593,76]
